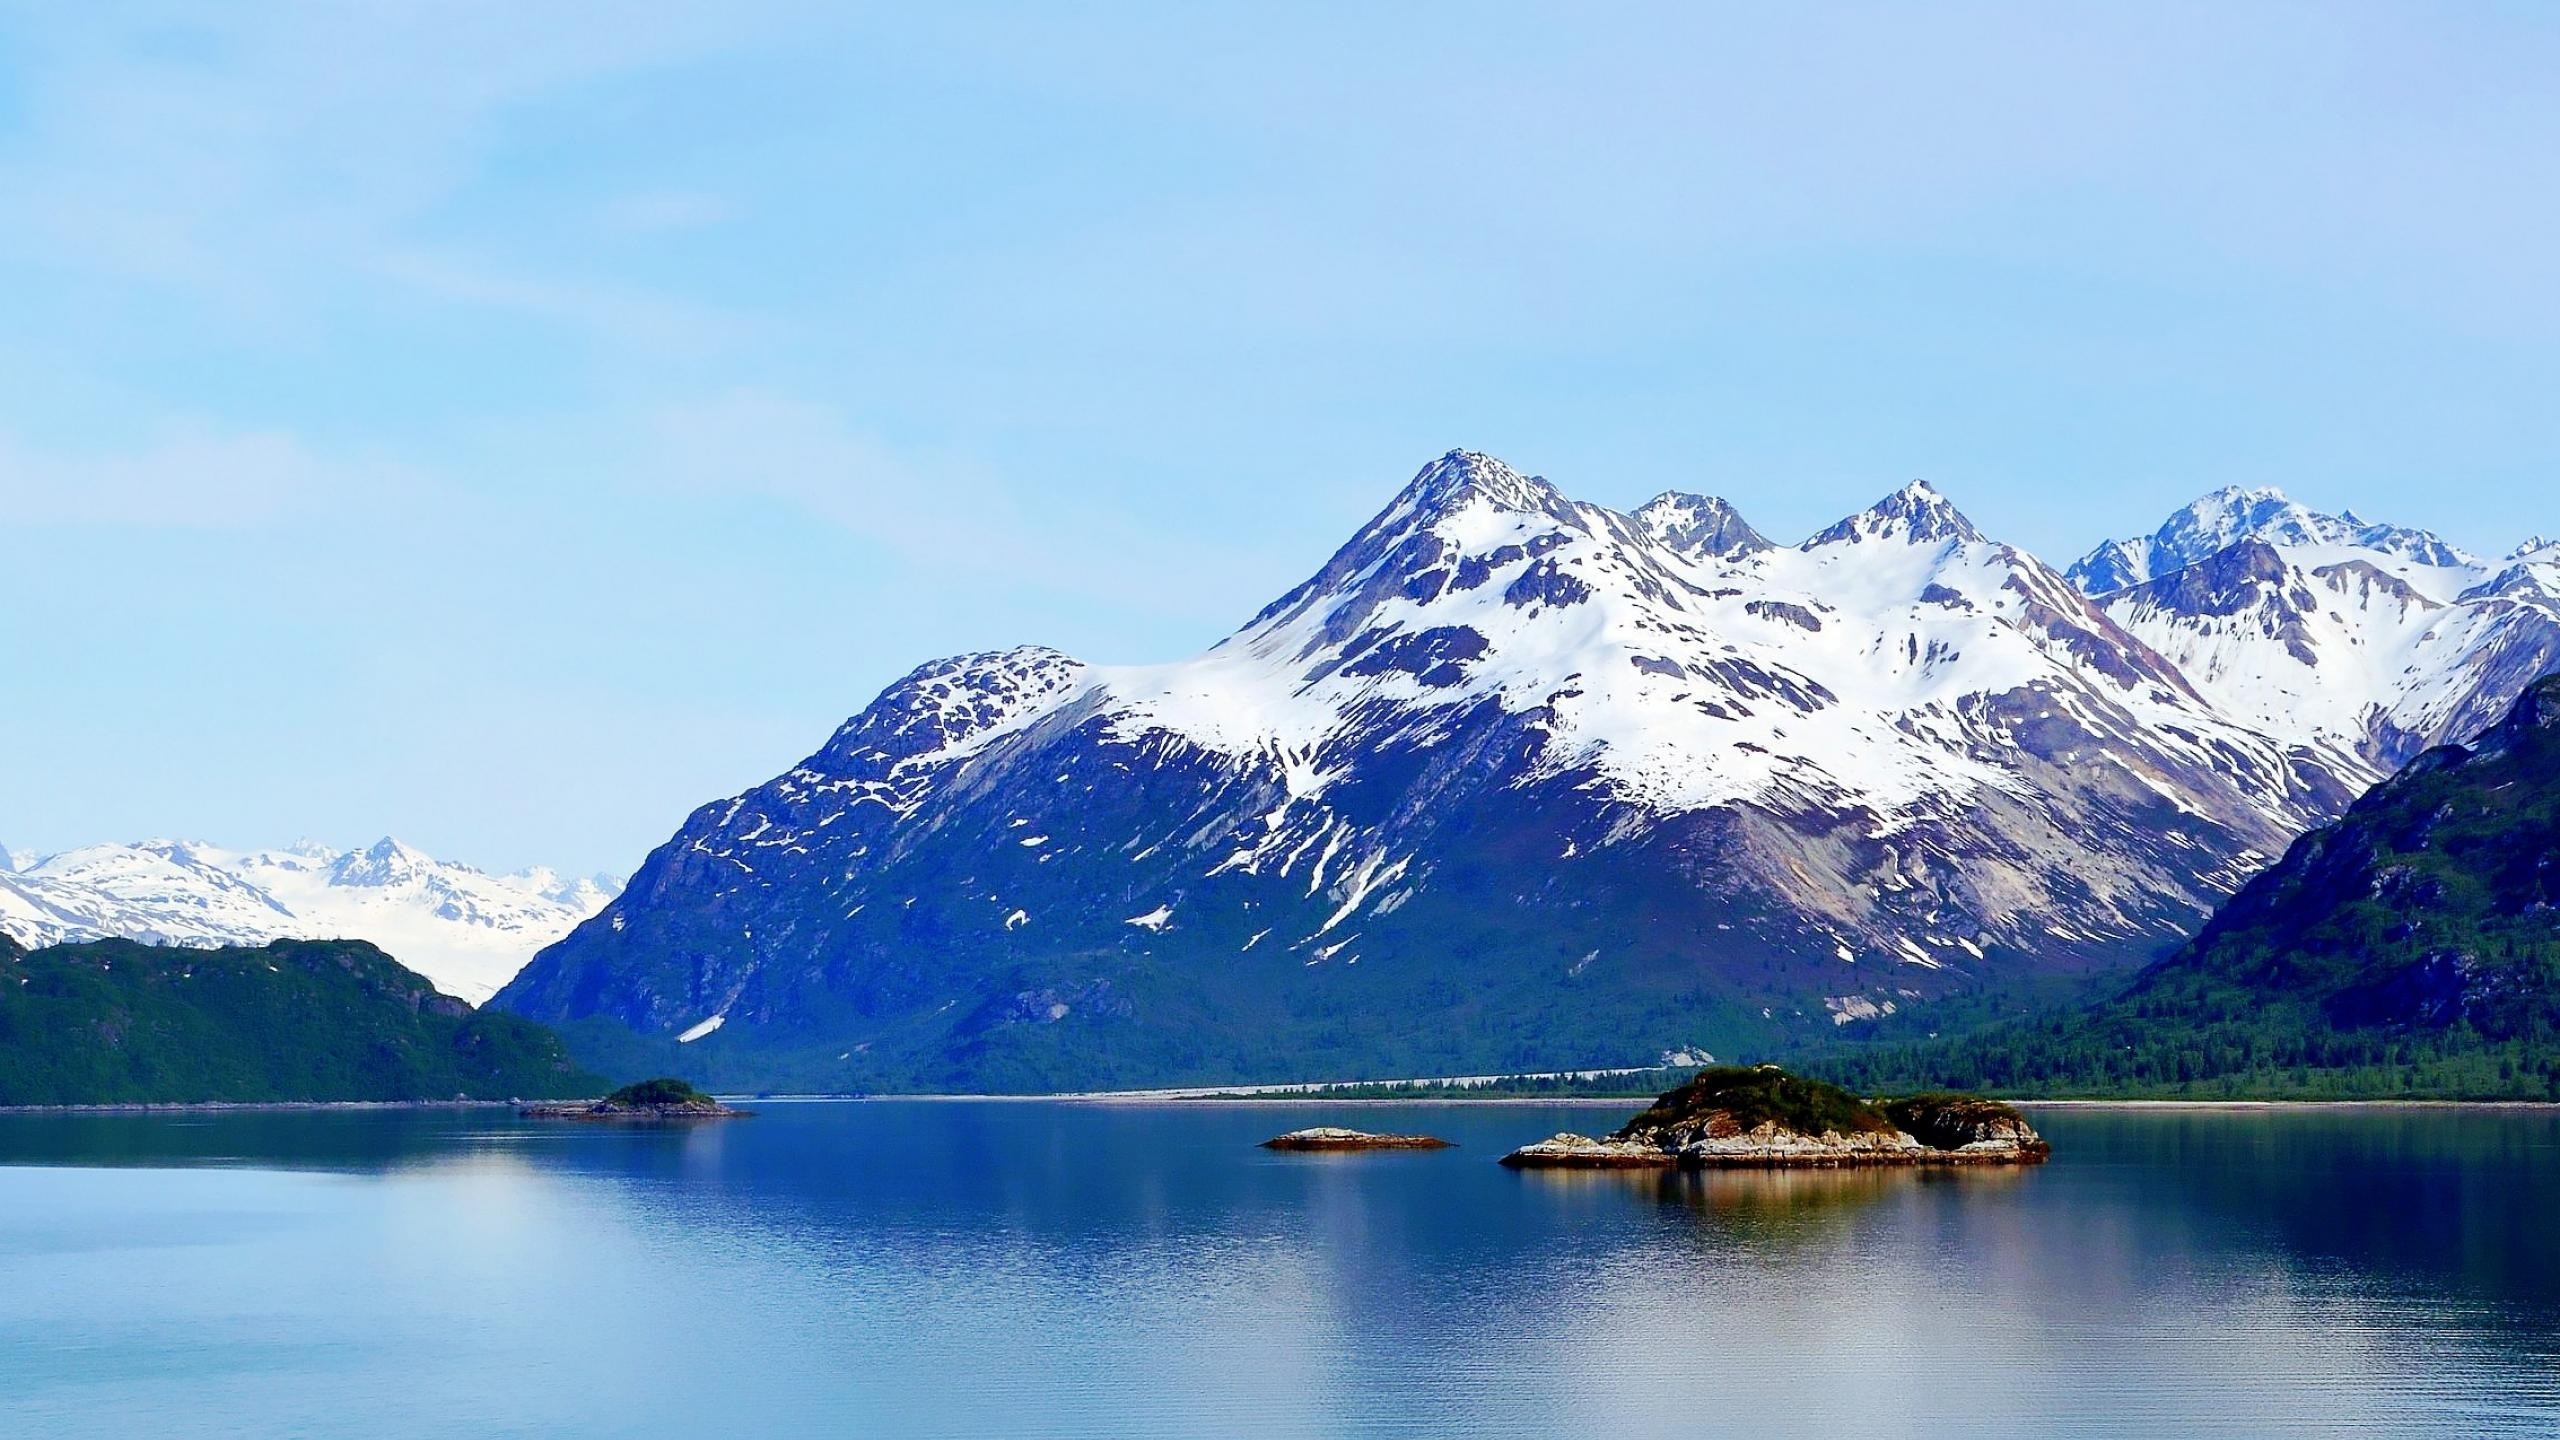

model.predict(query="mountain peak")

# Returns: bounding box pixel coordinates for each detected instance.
[1633,491,1770,560]
[1805,480,1983,548]
[329,837,435,888]
[1241,451,1587,640]
[1390,449,1568,523]
[2071,487,2472,596]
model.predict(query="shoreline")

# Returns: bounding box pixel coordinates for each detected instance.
[753,1091,2560,1110]
[7,1094,2558,1115]
[2010,1098,2560,1111]
[0,1099,524,1115]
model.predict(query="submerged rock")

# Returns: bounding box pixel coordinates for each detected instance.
[1500,1066,2047,1169]
[1260,1126,1452,1151]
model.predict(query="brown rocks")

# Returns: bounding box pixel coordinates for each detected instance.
[1260,1127,1452,1151]
[1495,1133,1678,1168]
[517,1096,750,1120]
[1499,1065,2049,1169]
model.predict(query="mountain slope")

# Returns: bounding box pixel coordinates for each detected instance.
[0,934,603,1105]
[1821,674,2560,1099]
[2074,489,2560,772]
[497,451,2371,1092]
[0,838,620,1003]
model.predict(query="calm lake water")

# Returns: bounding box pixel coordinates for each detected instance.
[3,1101,2558,1439]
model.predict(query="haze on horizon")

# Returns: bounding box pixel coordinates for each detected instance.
[4,3,2556,877]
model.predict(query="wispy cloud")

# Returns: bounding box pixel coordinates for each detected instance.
[1,426,321,529]
[0,424,435,530]
[0,5,772,341]
[630,388,1303,627]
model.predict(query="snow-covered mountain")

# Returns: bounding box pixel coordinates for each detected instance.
[2074,488,2560,771]
[0,838,620,1003]
[2065,486,2473,595]
[497,451,2422,1091]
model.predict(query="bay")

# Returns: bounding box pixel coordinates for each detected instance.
[3,1101,2557,1438]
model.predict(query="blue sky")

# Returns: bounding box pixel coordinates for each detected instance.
[5,3,2557,876]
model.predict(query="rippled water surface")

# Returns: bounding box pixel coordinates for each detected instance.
[4,1101,2559,1438]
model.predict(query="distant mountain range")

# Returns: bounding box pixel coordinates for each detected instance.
[1828,673,2560,1098]
[0,838,620,1004]
[492,452,2559,1091]
[2074,486,2560,771]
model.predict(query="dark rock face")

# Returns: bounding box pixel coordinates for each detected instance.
[1340,625,1490,687]
[1745,600,1823,632]
[2131,540,2294,619]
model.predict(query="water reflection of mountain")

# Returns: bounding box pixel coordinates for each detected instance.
[0,1107,516,1171]
[2027,1105,2560,1318]
[7,1101,2560,1436]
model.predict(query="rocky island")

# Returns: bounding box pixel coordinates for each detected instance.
[519,1077,750,1121]
[1260,1126,1453,1151]
[1501,1065,2048,1169]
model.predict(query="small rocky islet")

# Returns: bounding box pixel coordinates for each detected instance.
[1501,1065,2049,1169]
[519,1077,750,1121]
[1260,1126,1453,1151]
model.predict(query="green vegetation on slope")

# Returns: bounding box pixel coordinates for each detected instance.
[1615,1064,1899,1139]
[603,1077,716,1107]
[0,934,604,1105]
[1818,675,2560,1101]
